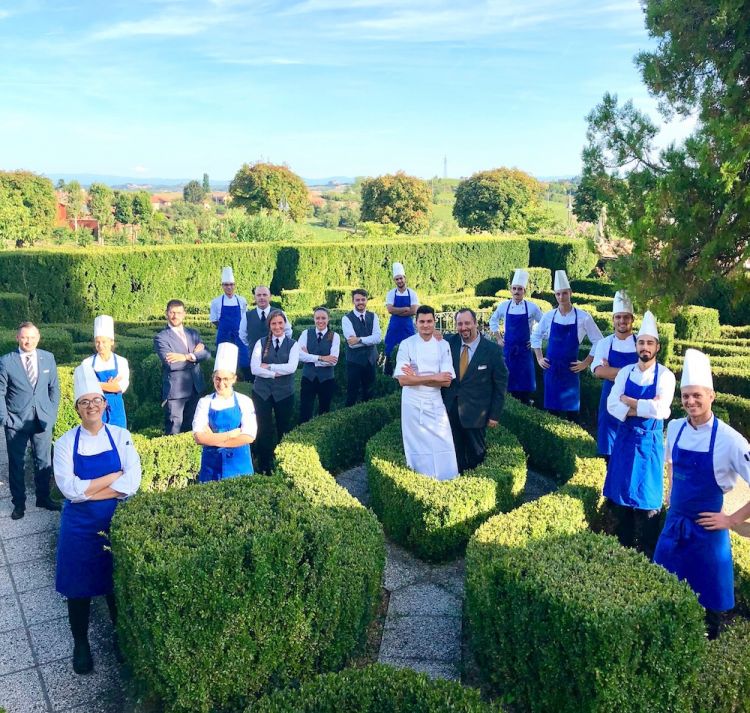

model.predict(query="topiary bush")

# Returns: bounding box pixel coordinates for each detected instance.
[674,305,722,341]
[527,236,598,279]
[366,420,527,561]
[0,326,73,364]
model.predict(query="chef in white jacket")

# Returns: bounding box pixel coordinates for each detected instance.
[395,304,459,480]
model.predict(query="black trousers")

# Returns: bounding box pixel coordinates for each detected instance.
[448,404,487,474]
[164,391,200,436]
[5,425,53,509]
[606,499,662,559]
[345,362,376,407]
[253,393,294,474]
[508,390,533,406]
[67,593,117,643]
[299,377,335,424]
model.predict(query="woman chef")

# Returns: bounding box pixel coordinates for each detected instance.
[54,364,142,674]
[80,315,129,428]
[192,342,257,481]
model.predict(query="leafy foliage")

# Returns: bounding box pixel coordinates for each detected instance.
[87,183,114,229]
[229,162,310,222]
[0,170,56,246]
[360,172,431,234]
[183,180,206,204]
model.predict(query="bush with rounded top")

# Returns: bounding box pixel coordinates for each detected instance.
[528,235,598,279]
[674,305,722,341]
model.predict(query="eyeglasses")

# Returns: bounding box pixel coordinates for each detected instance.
[78,397,105,408]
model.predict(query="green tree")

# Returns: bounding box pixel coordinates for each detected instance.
[202,173,210,194]
[113,192,133,225]
[132,191,153,225]
[0,170,56,246]
[64,181,84,231]
[359,172,431,234]
[87,183,114,229]
[229,162,309,222]
[183,180,205,204]
[581,0,750,311]
[453,168,542,234]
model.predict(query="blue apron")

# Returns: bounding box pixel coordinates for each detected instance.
[56,426,122,599]
[654,418,734,611]
[596,336,638,456]
[543,308,580,411]
[603,364,664,510]
[504,300,536,393]
[92,353,127,429]
[216,295,250,370]
[384,291,416,357]
[198,393,254,482]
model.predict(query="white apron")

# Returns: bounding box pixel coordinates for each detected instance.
[400,337,459,481]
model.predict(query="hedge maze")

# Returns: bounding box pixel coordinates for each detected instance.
[4,234,750,711]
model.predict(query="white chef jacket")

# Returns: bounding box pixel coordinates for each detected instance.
[210,294,249,329]
[81,354,130,393]
[590,333,638,373]
[489,299,544,334]
[192,391,257,439]
[607,362,676,422]
[386,287,419,306]
[530,307,603,351]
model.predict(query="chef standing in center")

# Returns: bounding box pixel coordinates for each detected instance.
[210,267,250,379]
[395,305,458,480]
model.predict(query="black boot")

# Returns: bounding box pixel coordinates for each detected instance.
[68,598,94,674]
[706,609,723,640]
[73,640,94,675]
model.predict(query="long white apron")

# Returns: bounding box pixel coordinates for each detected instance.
[400,337,459,480]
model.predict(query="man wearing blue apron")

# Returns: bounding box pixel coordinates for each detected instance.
[383,262,418,376]
[603,311,676,557]
[193,342,256,481]
[54,365,142,674]
[489,269,543,405]
[210,267,250,379]
[591,291,638,462]
[532,270,603,421]
[81,315,129,428]
[654,349,750,639]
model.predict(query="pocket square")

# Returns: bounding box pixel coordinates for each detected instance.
[43,369,50,373]
[477,365,488,370]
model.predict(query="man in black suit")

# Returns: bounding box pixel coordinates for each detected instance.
[0,322,61,519]
[442,308,508,473]
[154,300,210,435]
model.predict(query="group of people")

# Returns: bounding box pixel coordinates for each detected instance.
[1,262,749,678]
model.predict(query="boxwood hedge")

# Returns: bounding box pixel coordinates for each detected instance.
[674,305,722,341]
[527,236,598,279]
[0,292,30,327]
[366,420,527,561]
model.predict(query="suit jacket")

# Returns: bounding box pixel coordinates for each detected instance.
[442,334,507,429]
[154,326,210,400]
[0,349,60,432]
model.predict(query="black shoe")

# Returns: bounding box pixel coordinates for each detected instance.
[73,640,94,675]
[35,497,62,512]
[11,506,25,520]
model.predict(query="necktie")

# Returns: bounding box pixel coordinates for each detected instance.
[317,332,323,343]
[274,339,280,353]
[260,310,266,323]
[459,344,469,381]
[24,353,37,387]
[360,315,365,325]
[175,328,188,351]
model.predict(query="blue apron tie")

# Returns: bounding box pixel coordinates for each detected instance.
[91,353,127,428]
[384,291,416,357]
[654,418,734,611]
[55,426,122,599]
[216,295,250,369]
[543,308,581,411]
[198,392,254,482]
[504,300,536,393]
[596,336,638,456]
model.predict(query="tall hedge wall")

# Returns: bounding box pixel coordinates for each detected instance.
[527,236,598,279]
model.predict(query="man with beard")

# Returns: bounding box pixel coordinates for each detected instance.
[602,311,676,556]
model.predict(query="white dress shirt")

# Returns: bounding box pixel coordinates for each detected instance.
[341,311,382,347]
[209,294,248,329]
[239,307,292,346]
[54,424,142,503]
[192,391,257,439]
[386,287,419,306]
[489,299,544,334]
[530,307,603,351]
[607,362,676,422]
[457,333,481,365]
[19,349,38,382]
[81,354,130,393]
[250,337,300,378]
[666,416,750,492]
[297,328,341,367]
[590,333,637,373]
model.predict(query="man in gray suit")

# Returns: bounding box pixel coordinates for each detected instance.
[154,300,210,435]
[0,322,61,520]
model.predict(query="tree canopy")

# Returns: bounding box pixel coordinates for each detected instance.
[360,172,431,235]
[228,163,309,222]
[453,168,542,234]
[183,180,206,204]
[0,171,56,246]
[88,183,114,228]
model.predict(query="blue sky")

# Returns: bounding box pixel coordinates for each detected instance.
[0,0,695,180]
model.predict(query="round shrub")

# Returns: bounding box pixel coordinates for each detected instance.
[366,420,527,561]
[253,664,503,712]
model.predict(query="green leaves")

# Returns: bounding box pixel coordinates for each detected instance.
[360,172,432,235]
[229,162,310,223]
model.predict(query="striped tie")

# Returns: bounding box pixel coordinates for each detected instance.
[24,353,37,387]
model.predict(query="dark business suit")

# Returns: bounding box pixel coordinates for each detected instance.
[0,349,60,510]
[154,326,210,435]
[442,334,508,473]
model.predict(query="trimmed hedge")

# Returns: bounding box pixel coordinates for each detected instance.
[674,305,722,341]
[0,292,30,327]
[0,326,73,364]
[366,420,527,561]
[112,476,383,713]
[675,339,750,357]
[527,236,598,279]
[570,278,616,296]
[253,664,502,712]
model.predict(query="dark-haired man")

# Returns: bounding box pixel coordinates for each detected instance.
[342,289,381,406]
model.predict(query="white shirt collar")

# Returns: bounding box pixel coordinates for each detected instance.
[688,415,715,431]
[19,349,36,358]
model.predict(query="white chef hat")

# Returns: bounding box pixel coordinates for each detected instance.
[612,290,634,316]
[392,262,405,278]
[681,348,714,390]
[553,270,570,291]
[511,269,529,289]
[637,310,659,340]
[93,315,115,340]
[214,342,238,374]
[73,364,103,401]
[221,266,235,284]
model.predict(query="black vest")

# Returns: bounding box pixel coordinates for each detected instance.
[246,309,269,354]
[252,336,295,401]
[302,328,335,382]
[346,311,377,366]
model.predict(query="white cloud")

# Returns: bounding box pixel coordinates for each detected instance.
[88,11,226,41]
[133,165,149,174]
